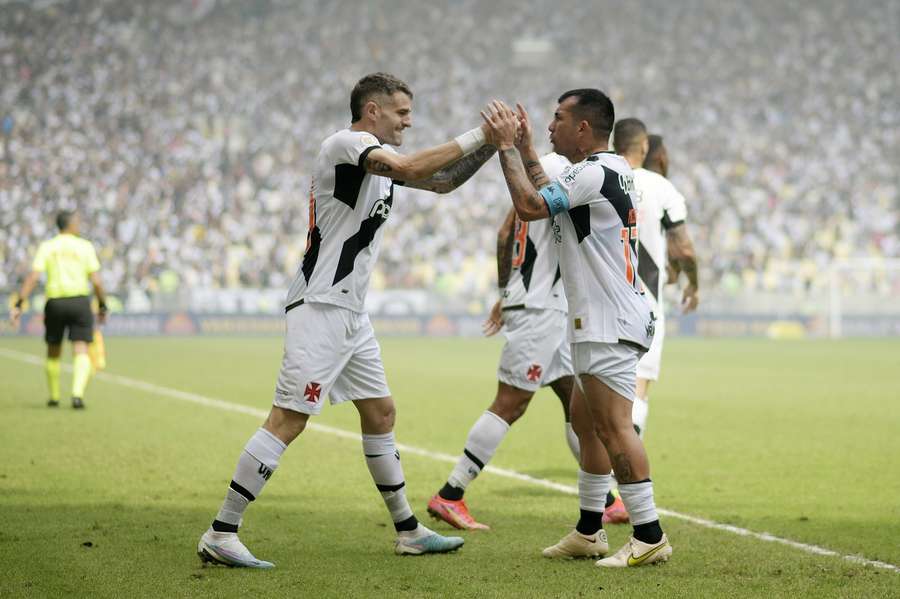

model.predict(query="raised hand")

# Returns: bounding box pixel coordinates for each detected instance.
[480,100,519,150]
[514,102,534,151]
[681,283,699,313]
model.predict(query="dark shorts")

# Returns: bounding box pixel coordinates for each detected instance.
[44,296,94,344]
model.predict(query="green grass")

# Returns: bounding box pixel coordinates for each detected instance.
[1,336,899,598]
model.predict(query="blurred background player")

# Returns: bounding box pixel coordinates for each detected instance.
[197,73,499,568]
[613,122,699,438]
[485,94,672,567]
[644,134,699,302]
[9,210,108,409]
[427,145,577,530]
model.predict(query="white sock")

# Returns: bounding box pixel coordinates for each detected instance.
[618,479,659,525]
[632,396,649,438]
[214,428,286,529]
[565,422,581,462]
[578,469,611,513]
[448,411,510,490]
[397,523,432,539]
[363,432,414,525]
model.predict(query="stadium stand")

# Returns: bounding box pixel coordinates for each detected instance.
[1,0,897,314]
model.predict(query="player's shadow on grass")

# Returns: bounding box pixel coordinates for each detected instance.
[3,499,590,595]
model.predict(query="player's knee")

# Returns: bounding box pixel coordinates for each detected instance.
[361,397,396,433]
[263,407,308,445]
[593,412,632,445]
[490,387,531,424]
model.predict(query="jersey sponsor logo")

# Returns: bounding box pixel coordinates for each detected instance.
[526,364,543,382]
[369,198,392,220]
[563,161,590,184]
[304,382,322,403]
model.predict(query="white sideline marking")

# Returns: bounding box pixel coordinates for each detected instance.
[2,346,898,573]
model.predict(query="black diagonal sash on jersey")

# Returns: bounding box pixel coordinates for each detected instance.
[520,237,538,290]
[637,243,661,302]
[568,205,591,243]
[332,189,393,285]
[302,225,321,283]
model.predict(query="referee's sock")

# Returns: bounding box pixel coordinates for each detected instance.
[46,357,61,401]
[72,353,91,399]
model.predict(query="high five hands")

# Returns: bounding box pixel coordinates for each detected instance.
[480,100,520,150]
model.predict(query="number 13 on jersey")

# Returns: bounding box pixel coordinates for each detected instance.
[620,208,639,290]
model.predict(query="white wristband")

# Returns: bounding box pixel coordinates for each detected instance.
[454,127,486,155]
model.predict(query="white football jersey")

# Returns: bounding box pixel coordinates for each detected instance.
[502,153,569,312]
[543,152,655,350]
[285,129,395,312]
[633,168,688,309]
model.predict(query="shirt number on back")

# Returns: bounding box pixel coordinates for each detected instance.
[512,218,529,268]
[620,208,639,290]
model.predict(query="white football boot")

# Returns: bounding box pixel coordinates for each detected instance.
[541,528,608,558]
[197,528,275,569]
[394,524,464,555]
[596,534,672,568]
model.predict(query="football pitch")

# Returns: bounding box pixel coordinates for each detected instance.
[1,336,898,598]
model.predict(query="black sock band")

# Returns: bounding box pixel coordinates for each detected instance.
[463,448,485,470]
[438,483,465,501]
[394,515,419,532]
[575,509,603,535]
[229,480,256,502]
[605,491,616,508]
[633,519,663,544]
[211,519,239,533]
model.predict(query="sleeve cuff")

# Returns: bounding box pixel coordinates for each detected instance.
[357,145,382,169]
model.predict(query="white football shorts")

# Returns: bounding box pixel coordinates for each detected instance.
[273,301,390,416]
[497,308,572,392]
[572,341,645,401]
[636,311,665,381]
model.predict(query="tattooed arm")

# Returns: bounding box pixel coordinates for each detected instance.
[483,208,517,337]
[666,223,699,313]
[361,123,491,182]
[402,145,497,193]
[499,147,550,221]
[496,207,516,289]
[514,103,551,191]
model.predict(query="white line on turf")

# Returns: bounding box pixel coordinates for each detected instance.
[1,346,897,574]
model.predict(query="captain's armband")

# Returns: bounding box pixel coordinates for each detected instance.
[539,183,570,216]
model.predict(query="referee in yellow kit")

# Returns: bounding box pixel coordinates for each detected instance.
[9,210,108,409]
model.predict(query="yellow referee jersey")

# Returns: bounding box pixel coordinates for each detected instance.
[31,234,100,299]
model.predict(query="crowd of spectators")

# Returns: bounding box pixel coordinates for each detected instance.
[1,0,897,313]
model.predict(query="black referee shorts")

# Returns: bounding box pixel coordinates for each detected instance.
[44,296,94,344]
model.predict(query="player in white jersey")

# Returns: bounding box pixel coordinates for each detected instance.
[427,151,586,530]
[198,73,500,567]
[613,121,699,440]
[483,93,672,568]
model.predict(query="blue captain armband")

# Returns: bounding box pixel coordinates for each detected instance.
[539,182,570,216]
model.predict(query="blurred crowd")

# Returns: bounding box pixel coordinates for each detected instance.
[1,0,897,312]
